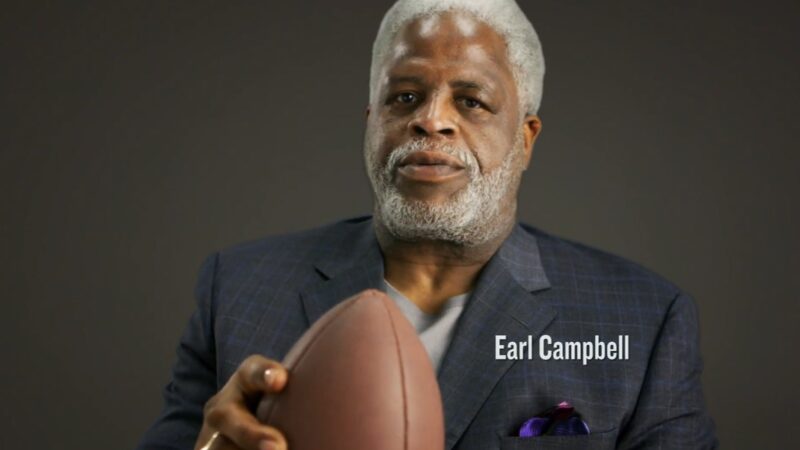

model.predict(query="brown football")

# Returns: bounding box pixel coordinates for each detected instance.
[256,289,445,450]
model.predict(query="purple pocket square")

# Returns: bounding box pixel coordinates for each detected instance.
[518,401,590,437]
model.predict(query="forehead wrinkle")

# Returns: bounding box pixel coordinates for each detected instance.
[386,58,505,94]
[388,37,505,68]
[464,43,496,65]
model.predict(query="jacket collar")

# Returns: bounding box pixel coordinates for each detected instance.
[309,218,550,293]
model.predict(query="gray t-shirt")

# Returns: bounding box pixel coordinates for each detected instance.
[382,279,469,373]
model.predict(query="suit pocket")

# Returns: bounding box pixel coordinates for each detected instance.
[499,428,617,450]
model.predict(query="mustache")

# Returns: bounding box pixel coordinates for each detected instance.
[384,139,480,179]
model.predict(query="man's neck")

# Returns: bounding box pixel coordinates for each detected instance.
[375,218,515,314]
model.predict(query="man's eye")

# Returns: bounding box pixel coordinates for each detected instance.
[394,92,418,104]
[461,98,483,109]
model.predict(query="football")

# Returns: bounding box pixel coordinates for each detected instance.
[256,289,445,450]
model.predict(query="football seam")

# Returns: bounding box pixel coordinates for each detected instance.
[380,297,409,450]
[263,296,363,422]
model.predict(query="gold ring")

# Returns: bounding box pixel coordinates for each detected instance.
[199,431,220,450]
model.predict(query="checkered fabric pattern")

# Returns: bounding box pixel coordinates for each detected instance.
[137,216,717,449]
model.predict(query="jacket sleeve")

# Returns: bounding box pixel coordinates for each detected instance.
[137,253,220,450]
[617,292,718,449]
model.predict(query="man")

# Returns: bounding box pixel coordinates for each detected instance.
[139,0,717,449]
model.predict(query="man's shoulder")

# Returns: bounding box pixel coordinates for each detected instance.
[520,223,684,300]
[197,216,374,295]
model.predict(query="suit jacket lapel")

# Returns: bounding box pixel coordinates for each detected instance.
[437,225,556,450]
[300,220,385,325]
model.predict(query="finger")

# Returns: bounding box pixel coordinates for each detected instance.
[206,401,287,450]
[233,355,288,397]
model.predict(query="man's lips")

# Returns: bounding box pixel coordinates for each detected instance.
[395,151,466,182]
[398,151,466,169]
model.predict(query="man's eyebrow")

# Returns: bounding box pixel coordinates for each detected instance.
[451,79,500,97]
[387,75,426,85]
[450,80,484,90]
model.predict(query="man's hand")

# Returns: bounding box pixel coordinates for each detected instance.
[195,355,289,450]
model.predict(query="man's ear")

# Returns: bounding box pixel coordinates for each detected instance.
[521,114,542,169]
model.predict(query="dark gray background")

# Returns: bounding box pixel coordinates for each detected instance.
[2,1,798,448]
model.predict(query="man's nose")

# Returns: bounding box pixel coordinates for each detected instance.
[408,94,457,138]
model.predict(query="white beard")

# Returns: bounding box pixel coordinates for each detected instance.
[365,134,524,246]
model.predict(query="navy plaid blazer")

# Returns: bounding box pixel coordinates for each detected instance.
[138,216,717,449]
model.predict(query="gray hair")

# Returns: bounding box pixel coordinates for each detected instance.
[369,0,545,115]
